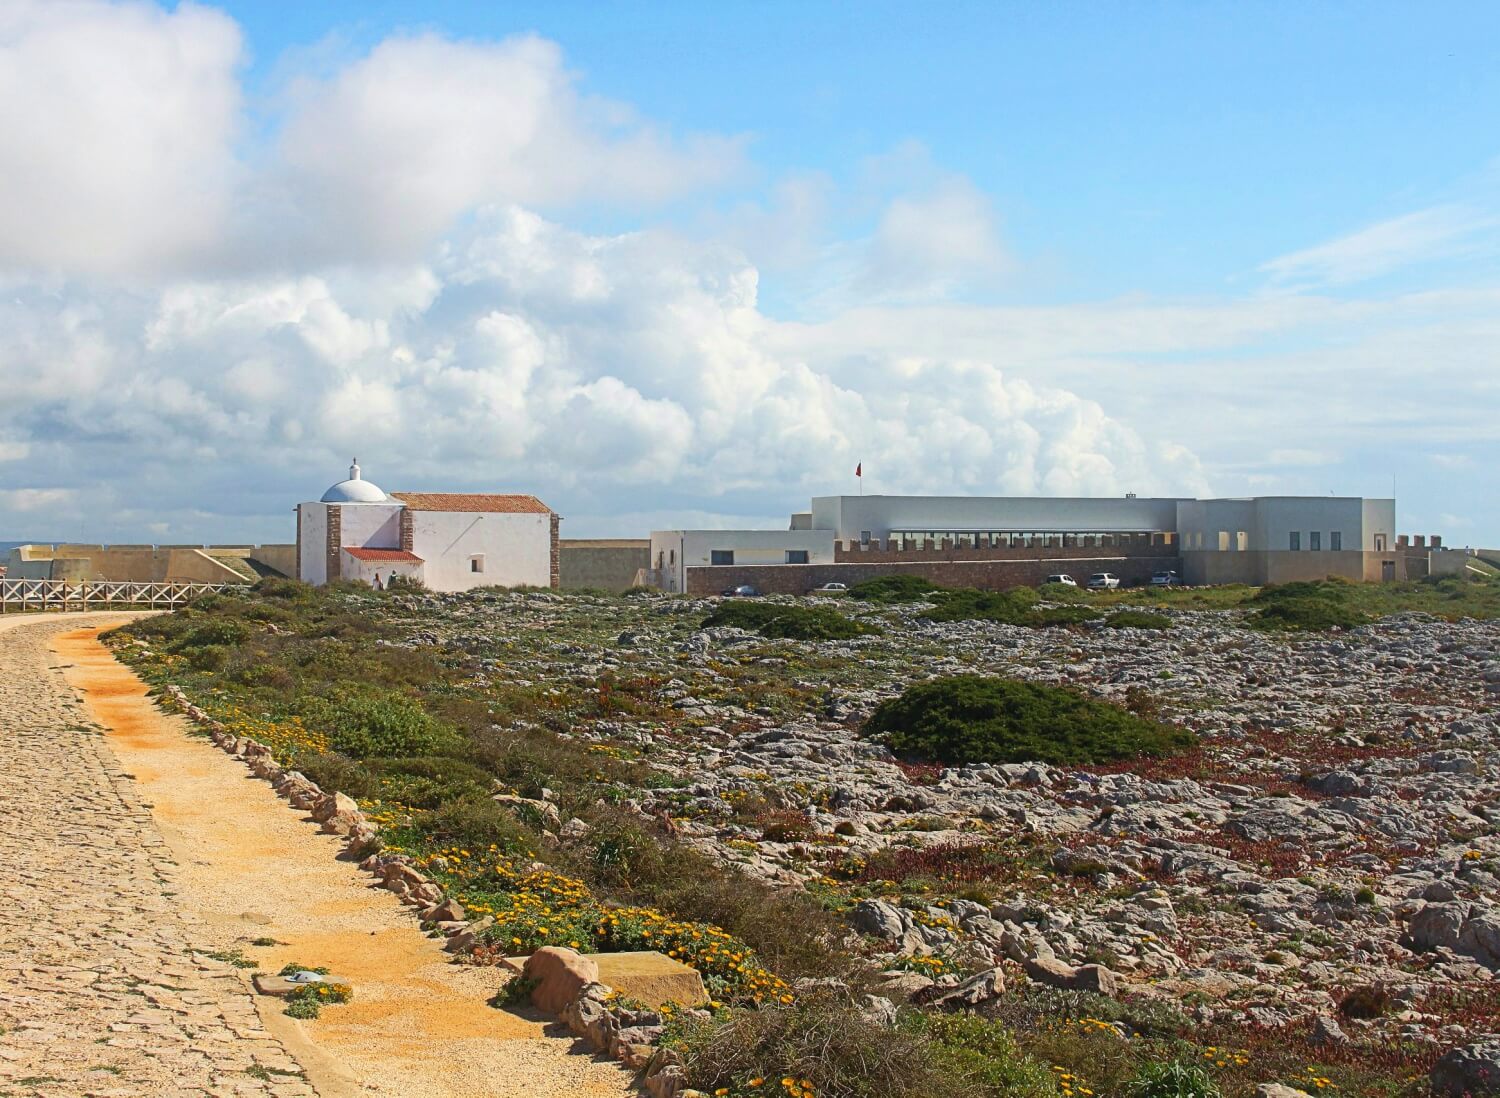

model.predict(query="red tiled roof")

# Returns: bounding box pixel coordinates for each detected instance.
[342,548,424,563]
[390,492,552,514]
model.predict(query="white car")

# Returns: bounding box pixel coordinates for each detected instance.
[1043,574,1077,587]
[811,582,848,593]
[1150,570,1182,587]
[1087,572,1120,589]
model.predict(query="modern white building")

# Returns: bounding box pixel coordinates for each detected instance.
[648,528,838,593]
[296,462,558,591]
[646,493,1401,593]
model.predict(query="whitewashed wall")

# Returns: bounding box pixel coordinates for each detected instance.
[409,510,551,591]
[297,503,327,584]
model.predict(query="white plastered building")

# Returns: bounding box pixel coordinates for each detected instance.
[296,462,558,591]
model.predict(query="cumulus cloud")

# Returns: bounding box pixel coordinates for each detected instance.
[266,33,746,264]
[0,0,243,276]
[0,8,743,277]
[0,207,1206,538]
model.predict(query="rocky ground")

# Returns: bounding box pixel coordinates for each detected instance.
[376,588,1500,1067]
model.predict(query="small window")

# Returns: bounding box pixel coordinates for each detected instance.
[1217,530,1230,551]
[469,555,485,573]
[1310,531,1321,551]
[1289,531,1301,551]
[1374,534,1386,552]
[785,549,809,564]
[860,530,872,545]
[710,550,735,566]
[1330,531,1342,551]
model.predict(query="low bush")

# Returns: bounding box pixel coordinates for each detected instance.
[1027,606,1102,628]
[914,1013,1057,1097]
[1106,610,1172,630]
[1248,580,1372,633]
[847,574,948,603]
[669,991,982,1098]
[1251,598,1369,632]
[1121,1059,1222,1098]
[172,619,248,650]
[866,675,1196,766]
[923,587,1038,624]
[702,601,880,641]
[297,688,460,758]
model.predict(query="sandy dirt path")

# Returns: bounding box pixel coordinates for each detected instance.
[50,620,635,1098]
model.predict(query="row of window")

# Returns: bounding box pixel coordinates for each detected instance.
[1184,531,1347,551]
[1288,532,1342,551]
[710,550,808,565]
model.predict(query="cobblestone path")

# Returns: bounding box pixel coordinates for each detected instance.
[0,615,316,1098]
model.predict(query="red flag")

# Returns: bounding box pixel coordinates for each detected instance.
[855,463,862,477]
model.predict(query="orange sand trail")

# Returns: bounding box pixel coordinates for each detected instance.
[54,622,635,1098]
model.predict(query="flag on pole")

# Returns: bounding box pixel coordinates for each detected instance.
[855,463,862,477]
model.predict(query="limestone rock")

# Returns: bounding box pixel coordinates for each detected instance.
[1432,1037,1500,1096]
[524,947,601,1015]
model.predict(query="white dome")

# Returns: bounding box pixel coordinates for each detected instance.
[320,460,388,503]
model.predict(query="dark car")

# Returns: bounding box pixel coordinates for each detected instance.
[722,584,760,597]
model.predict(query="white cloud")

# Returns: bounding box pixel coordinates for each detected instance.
[262,32,745,265]
[0,488,75,512]
[0,0,242,276]
[0,207,1208,537]
[1268,448,1340,466]
[857,176,1009,300]
[0,11,743,277]
[1260,204,1499,289]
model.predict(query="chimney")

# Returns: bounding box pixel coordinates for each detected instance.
[1431,535,1442,549]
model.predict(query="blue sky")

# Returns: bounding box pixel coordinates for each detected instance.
[0,1,1495,545]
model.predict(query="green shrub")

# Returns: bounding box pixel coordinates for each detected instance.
[847,575,947,603]
[1251,598,1369,632]
[1106,610,1172,631]
[1121,1059,1222,1098]
[914,1013,1056,1098]
[865,675,1196,766]
[294,752,377,799]
[923,587,1038,624]
[186,644,229,671]
[1026,605,1102,628]
[298,688,459,758]
[702,601,880,641]
[367,756,495,809]
[669,992,981,1098]
[420,795,536,855]
[171,619,248,650]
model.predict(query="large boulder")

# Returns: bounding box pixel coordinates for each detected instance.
[1432,1036,1500,1096]
[524,947,601,1015]
[912,966,1005,1011]
[1404,901,1470,952]
[1459,912,1500,968]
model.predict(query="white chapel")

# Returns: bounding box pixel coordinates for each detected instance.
[296,462,558,591]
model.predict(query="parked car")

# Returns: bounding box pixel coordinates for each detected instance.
[1150,570,1182,586]
[1043,574,1078,587]
[722,584,760,597]
[811,582,848,593]
[1087,572,1120,589]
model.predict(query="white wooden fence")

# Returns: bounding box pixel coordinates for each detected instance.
[0,578,246,613]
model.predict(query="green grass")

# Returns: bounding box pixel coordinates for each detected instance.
[702,600,881,640]
[865,675,1196,766]
[846,574,947,603]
